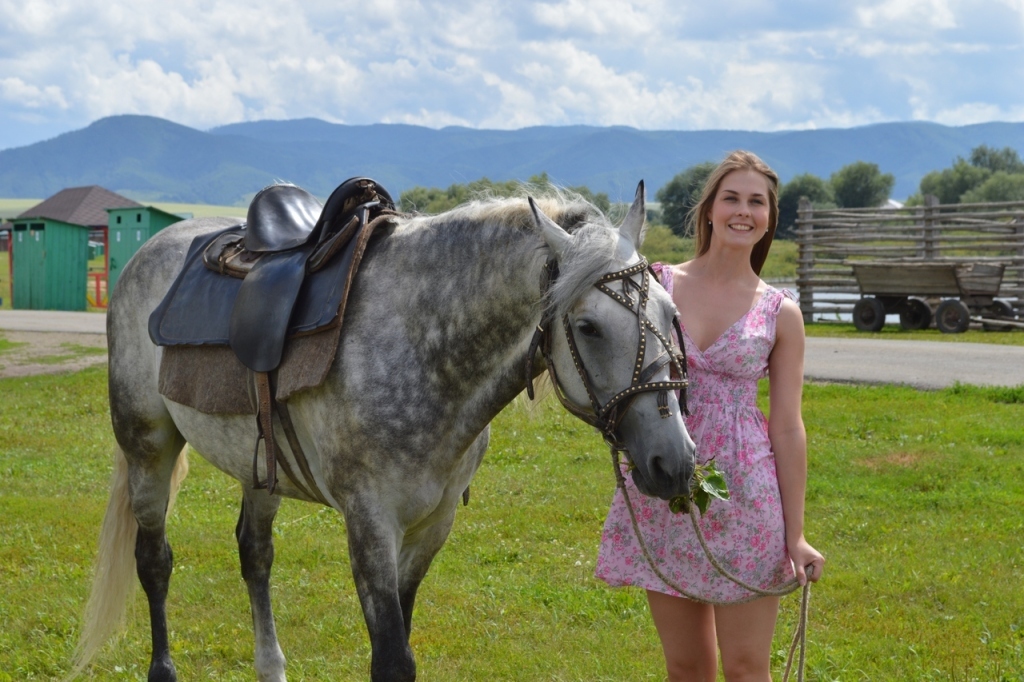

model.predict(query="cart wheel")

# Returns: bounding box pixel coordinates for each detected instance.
[853,297,886,332]
[899,298,932,330]
[982,300,1016,331]
[935,299,970,334]
[990,300,1015,319]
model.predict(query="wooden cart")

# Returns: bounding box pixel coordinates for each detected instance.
[848,260,1015,333]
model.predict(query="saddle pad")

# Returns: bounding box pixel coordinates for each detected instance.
[149,219,377,347]
[158,322,344,414]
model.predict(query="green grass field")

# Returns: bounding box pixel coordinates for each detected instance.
[0,367,1021,680]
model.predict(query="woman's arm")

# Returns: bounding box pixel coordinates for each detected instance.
[767,297,825,585]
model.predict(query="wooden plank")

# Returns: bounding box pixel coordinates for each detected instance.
[956,263,1005,297]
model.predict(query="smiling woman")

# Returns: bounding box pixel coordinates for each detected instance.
[595,150,823,682]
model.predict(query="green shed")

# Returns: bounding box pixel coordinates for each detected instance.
[107,206,182,291]
[10,218,90,311]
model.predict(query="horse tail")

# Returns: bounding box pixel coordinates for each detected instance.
[67,444,190,679]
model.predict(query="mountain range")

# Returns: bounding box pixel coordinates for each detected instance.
[1,114,1023,205]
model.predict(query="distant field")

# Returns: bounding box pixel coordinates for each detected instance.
[0,198,244,221]
[0,199,40,220]
[148,201,245,220]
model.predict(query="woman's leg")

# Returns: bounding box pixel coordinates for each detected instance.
[714,596,780,682]
[646,590,717,682]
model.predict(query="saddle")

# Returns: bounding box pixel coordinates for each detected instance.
[149,177,396,496]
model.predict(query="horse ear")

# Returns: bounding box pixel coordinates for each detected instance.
[529,196,573,259]
[619,180,647,248]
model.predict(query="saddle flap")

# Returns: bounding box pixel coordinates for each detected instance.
[229,247,312,372]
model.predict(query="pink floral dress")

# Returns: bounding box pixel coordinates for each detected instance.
[594,264,796,603]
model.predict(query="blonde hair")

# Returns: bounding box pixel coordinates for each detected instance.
[687,150,780,275]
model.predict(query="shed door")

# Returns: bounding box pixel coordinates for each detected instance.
[12,223,46,309]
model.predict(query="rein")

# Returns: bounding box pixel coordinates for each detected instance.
[526,255,811,681]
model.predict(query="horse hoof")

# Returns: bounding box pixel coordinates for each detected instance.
[148,656,177,682]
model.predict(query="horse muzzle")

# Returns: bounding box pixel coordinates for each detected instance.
[624,428,696,501]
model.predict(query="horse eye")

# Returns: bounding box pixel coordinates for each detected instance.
[577,320,600,338]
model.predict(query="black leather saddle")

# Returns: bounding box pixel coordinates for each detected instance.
[150,177,395,372]
[149,177,396,493]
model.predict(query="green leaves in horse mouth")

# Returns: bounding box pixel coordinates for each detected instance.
[669,460,730,516]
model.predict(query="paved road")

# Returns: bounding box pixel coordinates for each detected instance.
[0,310,106,334]
[805,337,1024,389]
[3,310,1024,389]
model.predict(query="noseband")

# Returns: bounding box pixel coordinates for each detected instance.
[525,256,690,450]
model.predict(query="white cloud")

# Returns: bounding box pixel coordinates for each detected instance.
[0,77,67,109]
[0,0,1022,149]
[931,102,1024,126]
[856,0,958,29]
[531,0,667,40]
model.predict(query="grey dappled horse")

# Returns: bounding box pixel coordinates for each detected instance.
[74,186,696,682]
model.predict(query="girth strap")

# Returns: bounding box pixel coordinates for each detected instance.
[276,401,332,505]
[249,370,332,504]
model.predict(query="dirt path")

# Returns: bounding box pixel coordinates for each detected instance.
[0,330,108,378]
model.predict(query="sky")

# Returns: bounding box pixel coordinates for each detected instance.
[1,0,1023,151]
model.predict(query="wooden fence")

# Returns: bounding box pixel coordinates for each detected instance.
[795,196,1024,322]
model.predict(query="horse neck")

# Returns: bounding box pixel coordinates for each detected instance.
[389,216,547,404]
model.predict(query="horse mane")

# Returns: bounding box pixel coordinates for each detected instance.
[417,190,621,317]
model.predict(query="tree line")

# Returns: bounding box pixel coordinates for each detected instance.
[398,143,1024,241]
[907,144,1024,206]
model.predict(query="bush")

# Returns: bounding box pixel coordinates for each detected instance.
[778,173,834,238]
[830,161,895,208]
[959,171,1024,203]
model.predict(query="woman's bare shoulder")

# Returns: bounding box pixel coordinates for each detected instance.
[775,296,806,337]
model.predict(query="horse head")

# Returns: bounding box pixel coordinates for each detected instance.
[529,182,696,501]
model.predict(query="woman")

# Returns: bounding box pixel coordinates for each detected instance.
[595,150,824,681]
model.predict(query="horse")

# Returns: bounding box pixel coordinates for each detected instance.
[72,183,696,682]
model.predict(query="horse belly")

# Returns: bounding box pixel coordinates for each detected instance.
[162,404,257,483]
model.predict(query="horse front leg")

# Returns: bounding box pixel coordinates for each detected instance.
[398,428,488,638]
[397,508,457,638]
[346,502,416,682]
[236,488,286,682]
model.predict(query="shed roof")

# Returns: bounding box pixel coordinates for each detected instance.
[18,186,142,228]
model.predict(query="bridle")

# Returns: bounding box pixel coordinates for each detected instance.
[525,256,691,451]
